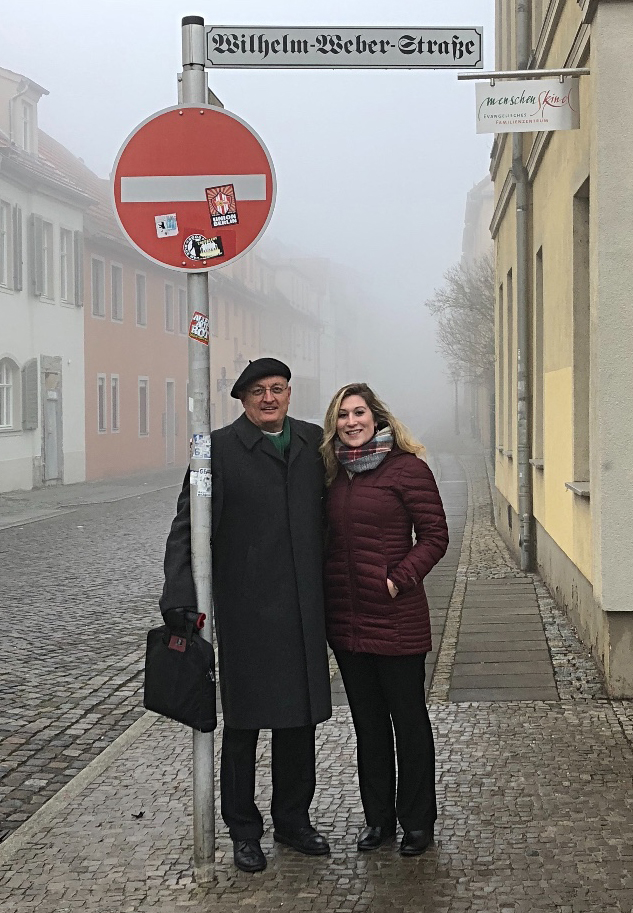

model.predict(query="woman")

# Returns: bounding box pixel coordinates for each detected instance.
[321,383,448,856]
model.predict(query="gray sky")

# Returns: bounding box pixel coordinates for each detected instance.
[2,0,494,432]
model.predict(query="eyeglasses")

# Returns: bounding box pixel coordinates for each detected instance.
[245,383,289,398]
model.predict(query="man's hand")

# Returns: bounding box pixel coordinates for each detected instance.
[162,607,206,633]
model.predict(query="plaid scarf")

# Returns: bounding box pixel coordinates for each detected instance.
[334,428,394,474]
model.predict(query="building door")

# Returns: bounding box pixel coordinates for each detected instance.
[165,380,176,465]
[42,358,63,484]
[43,390,61,481]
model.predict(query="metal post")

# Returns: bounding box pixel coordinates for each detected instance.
[181,14,215,883]
[513,0,533,571]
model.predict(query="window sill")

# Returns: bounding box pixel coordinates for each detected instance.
[504,449,513,460]
[565,481,590,499]
[0,427,22,435]
[530,458,544,470]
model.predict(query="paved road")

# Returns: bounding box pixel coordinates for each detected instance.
[0,486,181,840]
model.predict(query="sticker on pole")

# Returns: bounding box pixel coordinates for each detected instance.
[191,433,212,459]
[196,468,212,497]
[189,311,210,345]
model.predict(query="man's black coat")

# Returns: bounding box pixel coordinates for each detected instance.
[160,413,332,730]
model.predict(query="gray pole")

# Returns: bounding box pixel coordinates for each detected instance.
[181,14,215,883]
[513,0,533,571]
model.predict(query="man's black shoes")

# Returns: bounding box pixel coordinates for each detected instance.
[399,828,433,856]
[357,825,397,851]
[233,838,267,872]
[273,825,330,856]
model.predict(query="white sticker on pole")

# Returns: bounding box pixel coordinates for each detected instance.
[192,433,212,460]
[196,467,212,497]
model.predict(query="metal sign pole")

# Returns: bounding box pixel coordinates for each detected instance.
[181,14,215,883]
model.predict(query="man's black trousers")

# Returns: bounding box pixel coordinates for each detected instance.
[334,650,437,832]
[220,724,316,840]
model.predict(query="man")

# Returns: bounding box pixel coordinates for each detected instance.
[160,358,332,873]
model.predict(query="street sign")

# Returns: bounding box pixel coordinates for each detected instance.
[475,78,580,134]
[205,26,483,69]
[112,104,276,272]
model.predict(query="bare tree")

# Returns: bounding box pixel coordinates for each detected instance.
[425,252,494,382]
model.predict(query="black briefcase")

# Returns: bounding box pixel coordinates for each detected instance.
[143,624,217,732]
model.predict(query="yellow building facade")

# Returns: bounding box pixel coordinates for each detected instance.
[492,0,633,695]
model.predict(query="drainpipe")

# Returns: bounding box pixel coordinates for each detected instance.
[514,0,533,571]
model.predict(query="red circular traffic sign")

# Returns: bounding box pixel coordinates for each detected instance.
[111,104,276,272]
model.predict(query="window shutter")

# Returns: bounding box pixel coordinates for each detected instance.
[12,205,23,291]
[28,214,43,296]
[21,358,39,431]
[73,231,84,307]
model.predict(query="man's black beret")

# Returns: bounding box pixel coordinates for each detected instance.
[231,357,292,398]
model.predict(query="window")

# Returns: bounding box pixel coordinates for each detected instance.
[139,378,149,435]
[573,182,590,483]
[497,283,505,448]
[506,269,514,453]
[533,248,544,461]
[91,258,105,317]
[0,200,11,288]
[136,273,147,326]
[42,220,54,299]
[111,375,120,432]
[165,283,174,332]
[60,228,74,303]
[97,374,107,433]
[22,101,32,153]
[0,360,15,428]
[211,295,219,336]
[224,300,230,339]
[111,264,123,320]
[178,288,187,334]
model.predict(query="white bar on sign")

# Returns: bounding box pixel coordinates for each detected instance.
[120,174,266,203]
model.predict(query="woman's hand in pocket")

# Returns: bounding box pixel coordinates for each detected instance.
[386,578,399,599]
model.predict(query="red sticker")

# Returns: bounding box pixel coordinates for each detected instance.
[206,184,239,228]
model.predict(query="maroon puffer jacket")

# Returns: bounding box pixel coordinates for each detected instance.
[324,447,448,655]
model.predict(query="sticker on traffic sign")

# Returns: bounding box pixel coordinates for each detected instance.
[189,311,210,344]
[111,104,276,272]
[206,184,239,227]
[183,234,224,260]
[155,213,179,237]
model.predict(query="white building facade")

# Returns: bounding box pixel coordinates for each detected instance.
[0,67,89,491]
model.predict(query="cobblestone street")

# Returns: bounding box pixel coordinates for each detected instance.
[0,476,182,839]
[1,446,632,912]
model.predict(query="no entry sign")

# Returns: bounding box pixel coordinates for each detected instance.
[111,104,276,272]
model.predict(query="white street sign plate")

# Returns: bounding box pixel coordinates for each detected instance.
[205,26,484,69]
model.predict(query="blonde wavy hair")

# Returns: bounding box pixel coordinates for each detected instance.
[320,382,426,485]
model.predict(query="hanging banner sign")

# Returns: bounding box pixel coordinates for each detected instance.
[205,26,483,69]
[475,78,580,133]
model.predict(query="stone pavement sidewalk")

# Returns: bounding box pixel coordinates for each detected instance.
[1,446,632,913]
[0,466,186,530]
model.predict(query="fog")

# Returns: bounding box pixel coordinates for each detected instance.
[2,0,494,438]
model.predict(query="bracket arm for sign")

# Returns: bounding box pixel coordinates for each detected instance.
[458,67,590,81]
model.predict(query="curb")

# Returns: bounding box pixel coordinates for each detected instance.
[0,712,157,865]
